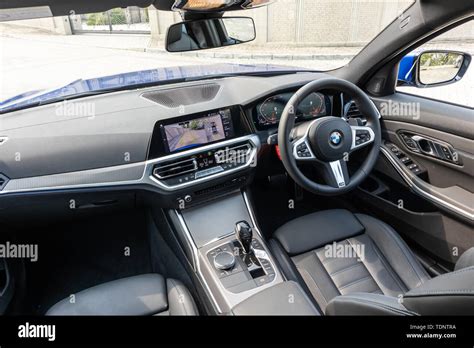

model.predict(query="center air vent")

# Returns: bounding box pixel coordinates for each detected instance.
[0,173,9,191]
[153,158,197,179]
[142,83,221,108]
[215,142,252,164]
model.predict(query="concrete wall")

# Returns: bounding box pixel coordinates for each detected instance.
[149,8,181,38]
[7,16,72,35]
[4,1,473,47]
[233,0,414,46]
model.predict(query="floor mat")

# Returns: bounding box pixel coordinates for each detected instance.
[249,176,355,238]
[17,209,152,314]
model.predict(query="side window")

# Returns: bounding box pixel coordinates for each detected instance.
[396,20,473,108]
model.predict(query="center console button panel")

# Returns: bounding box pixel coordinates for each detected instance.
[207,238,276,293]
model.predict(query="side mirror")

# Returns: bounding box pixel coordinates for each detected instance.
[165,17,256,53]
[397,50,471,87]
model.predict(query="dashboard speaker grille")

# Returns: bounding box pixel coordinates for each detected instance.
[0,173,9,191]
[142,84,221,108]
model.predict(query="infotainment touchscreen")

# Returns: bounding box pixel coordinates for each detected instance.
[161,108,235,153]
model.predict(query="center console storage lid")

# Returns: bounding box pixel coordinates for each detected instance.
[231,281,320,315]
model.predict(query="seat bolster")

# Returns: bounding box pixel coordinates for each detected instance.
[355,214,430,290]
[166,278,198,315]
[455,247,474,271]
[325,293,416,316]
[274,209,364,256]
[403,266,474,315]
[47,274,168,316]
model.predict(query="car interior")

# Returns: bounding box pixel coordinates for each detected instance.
[0,0,473,317]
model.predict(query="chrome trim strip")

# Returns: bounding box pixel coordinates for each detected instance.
[0,135,259,195]
[174,209,223,313]
[2,162,146,194]
[242,191,269,242]
[329,160,346,187]
[380,147,473,221]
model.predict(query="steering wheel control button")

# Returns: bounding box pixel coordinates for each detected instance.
[296,142,311,158]
[213,251,236,271]
[355,129,371,145]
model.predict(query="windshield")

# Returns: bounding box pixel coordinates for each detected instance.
[0,1,414,108]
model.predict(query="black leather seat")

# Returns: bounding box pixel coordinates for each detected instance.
[46,274,198,316]
[270,209,474,315]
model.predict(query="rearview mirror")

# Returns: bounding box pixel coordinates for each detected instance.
[398,50,471,87]
[166,17,256,53]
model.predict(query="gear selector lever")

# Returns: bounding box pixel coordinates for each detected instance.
[235,220,253,254]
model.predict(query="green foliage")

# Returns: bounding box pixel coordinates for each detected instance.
[189,120,200,130]
[85,8,126,26]
[420,52,461,67]
[109,8,126,25]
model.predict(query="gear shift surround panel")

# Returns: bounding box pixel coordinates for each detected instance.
[207,237,276,293]
[175,191,284,313]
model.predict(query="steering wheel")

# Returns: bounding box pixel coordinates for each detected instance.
[277,77,381,196]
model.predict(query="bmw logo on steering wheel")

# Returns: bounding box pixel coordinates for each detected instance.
[329,131,343,146]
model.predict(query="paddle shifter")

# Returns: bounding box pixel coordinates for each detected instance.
[235,220,253,254]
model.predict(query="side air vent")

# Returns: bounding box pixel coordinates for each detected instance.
[153,158,198,179]
[142,83,221,108]
[0,173,9,191]
[345,102,363,119]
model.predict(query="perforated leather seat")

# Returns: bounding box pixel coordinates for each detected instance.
[270,209,474,315]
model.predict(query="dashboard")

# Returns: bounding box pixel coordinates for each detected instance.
[255,92,332,128]
[0,70,340,209]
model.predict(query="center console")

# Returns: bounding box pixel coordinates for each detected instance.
[144,105,259,208]
[170,190,319,315]
[151,106,318,314]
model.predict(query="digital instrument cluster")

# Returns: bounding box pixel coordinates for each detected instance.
[255,92,331,128]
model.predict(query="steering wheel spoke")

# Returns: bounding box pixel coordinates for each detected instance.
[324,160,350,188]
[350,125,375,152]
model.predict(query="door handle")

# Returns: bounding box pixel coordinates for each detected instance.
[398,131,461,165]
[411,135,436,156]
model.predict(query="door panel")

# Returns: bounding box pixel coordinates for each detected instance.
[381,121,473,191]
[355,92,473,268]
